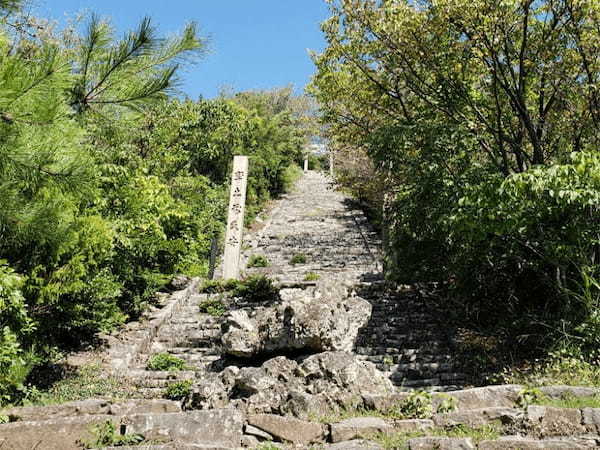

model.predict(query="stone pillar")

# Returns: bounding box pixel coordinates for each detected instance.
[223,156,249,280]
[329,151,334,177]
[304,158,309,172]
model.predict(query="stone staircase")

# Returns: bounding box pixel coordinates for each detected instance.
[242,171,466,391]
[3,171,598,449]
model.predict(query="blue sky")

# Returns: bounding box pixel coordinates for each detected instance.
[33,1,330,99]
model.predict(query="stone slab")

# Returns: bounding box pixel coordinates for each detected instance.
[527,405,585,437]
[408,437,476,449]
[248,413,327,444]
[0,414,114,450]
[330,416,393,442]
[433,407,521,428]
[325,439,384,449]
[125,410,244,448]
[478,437,592,449]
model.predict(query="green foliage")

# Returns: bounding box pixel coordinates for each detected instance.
[199,279,240,294]
[312,0,600,360]
[516,388,545,409]
[290,253,307,265]
[0,4,310,405]
[198,297,227,317]
[232,275,279,303]
[146,353,187,372]
[372,425,500,449]
[304,272,320,281]
[247,254,269,268]
[84,420,144,449]
[500,348,600,388]
[398,391,435,419]
[163,380,192,401]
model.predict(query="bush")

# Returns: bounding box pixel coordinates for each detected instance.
[198,297,227,317]
[163,380,192,401]
[290,253,307,265]
[232,275,279,303]
[146,353,187,372]
[247,255,269,268]
[304,272,320,281]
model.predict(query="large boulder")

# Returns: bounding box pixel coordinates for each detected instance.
[192,352,394,418]
[221,282,372,357]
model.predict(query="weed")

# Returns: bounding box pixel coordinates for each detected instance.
[23,364,133,406]
[84,420,144,449]
[198,297,227,317]
[500,348,600,387]
[247,254,269,268]
[146,353,187,372]
[399,391,435,419]
[304,272,320,281]
[290,253,307,265]
[436,393,458,414]
[163,380,192,401]
[371,425,500,449]
[255,443,281,450]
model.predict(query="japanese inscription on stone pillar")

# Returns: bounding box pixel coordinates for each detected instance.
[304,158,309,172]
[223,156,249,280]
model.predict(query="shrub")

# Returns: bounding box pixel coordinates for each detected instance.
[146,353,187,372]
[247,255,269,268]
[304,272,320,281]
[198,279,240,294]
[290,253,307,265]
[232,275,279,303]
[163,380,192,401]
[198,297,227,317]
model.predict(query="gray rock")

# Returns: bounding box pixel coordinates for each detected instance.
[248,413,327,444]
[125,410,244,448]
[393,419,434,432]
[194,352,393,418]
[244,423,273,440]
[582,407,600,433]
[478,436,591,449]
[442,385,523,410]
[408,437,476,449]
[362,393,410,412]
[221,282,372,357]
[539,385,600,399]
[433,407,521,428]
[330,417,393,442]
[325,440,384,450]
[527,405,585,437]
[0,414,114,450]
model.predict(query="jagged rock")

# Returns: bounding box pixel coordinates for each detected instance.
[193,352,394,418]
[408,437,476,449]
[247,413,327,444]
[330,417,393,442]
[362,393,410,412]
[221,282,372,357]
[169,275,191,290]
